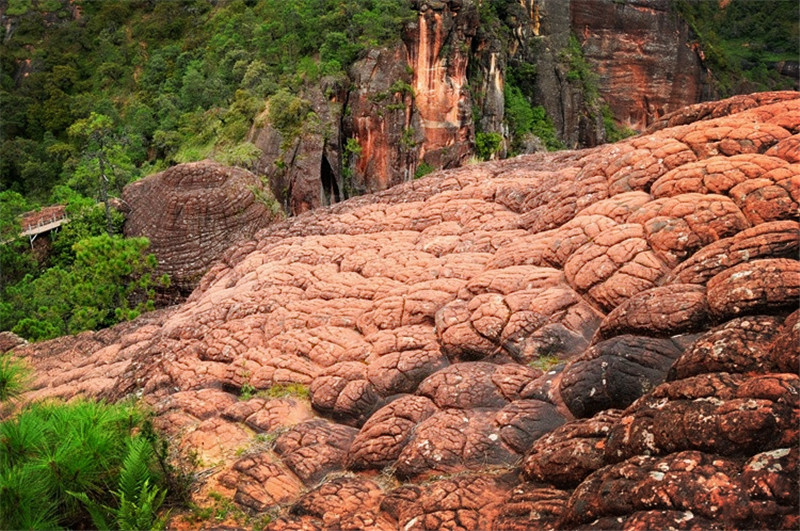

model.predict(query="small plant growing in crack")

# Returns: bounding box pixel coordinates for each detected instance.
[256,382,310,400]
[239,382,256,401]
[529,354,561,372]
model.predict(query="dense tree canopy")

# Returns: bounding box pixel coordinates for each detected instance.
[0,233,163,341]
[1,0,415,201]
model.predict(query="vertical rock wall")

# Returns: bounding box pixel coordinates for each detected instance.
[525,0,596,148]
[346,47,419,193]
[249,0,708,215]
[469,0,606,149]
[571,0,705,130]
[405,0,477,169]
[345,0,479,195]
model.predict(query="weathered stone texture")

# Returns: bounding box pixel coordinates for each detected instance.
[122,160,282,292]
[571,0,704,131]
[13,93,799,530]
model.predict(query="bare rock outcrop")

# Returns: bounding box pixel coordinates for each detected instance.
[14,92,800,529]
[122,160,282,293]
[571,0,706,131]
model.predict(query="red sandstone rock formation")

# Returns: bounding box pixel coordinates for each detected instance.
[345,0,477,194]
[571,0,706,131]
[122,160,282,294]
[406,0,476,169]
[251,1,478,212]
[346,47,421,193]
[9,92,799,529]
[247,0,723,210]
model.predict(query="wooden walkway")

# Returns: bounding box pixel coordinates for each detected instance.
[9,204,70,244]
[20,217,70,237]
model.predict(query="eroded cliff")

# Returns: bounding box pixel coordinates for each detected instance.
[571,0,706,130]
[257,0,723,214]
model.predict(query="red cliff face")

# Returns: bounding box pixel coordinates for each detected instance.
[259,1,480,207]
[571,0,705,130]
[247,0,712,215]
[405,0,477,169]
[470,0,608,149]
[346,0,478,194]
[347,47,419,193]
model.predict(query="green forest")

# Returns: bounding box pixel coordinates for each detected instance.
[674,0,799,96]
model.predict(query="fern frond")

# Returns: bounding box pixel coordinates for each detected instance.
[118,437,155,502]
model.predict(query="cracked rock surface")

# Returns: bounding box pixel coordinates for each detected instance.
[122,160,283,294]
[10,92,799,529]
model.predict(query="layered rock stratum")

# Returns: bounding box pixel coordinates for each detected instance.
[122,160,283,294]
[11,92,800,530]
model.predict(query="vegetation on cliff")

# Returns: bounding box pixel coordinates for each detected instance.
[674,0,799,96]
[1,0,414,201]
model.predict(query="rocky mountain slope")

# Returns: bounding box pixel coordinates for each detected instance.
[10,91,800,530]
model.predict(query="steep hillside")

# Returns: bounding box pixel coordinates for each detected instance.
[2,0,797,210]
[9,91,799,529]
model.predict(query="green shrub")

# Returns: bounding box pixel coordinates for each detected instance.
[268,89,311,141]
[602,105,637,143]
[5,0,32,16]
[414,162,434,179]
[400,128,416,149]
[215,142,262,168]
[239,382,256,401]
[504,83,563,152]
[528,106,564,151]
[475,131,503,160]
[561,35,599,104]
[69,438,169,531]
[0,399,168,530]
[344,137,363,158]
[47,187,126,268]
[0,191,37,290]
[529,354,561,372]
